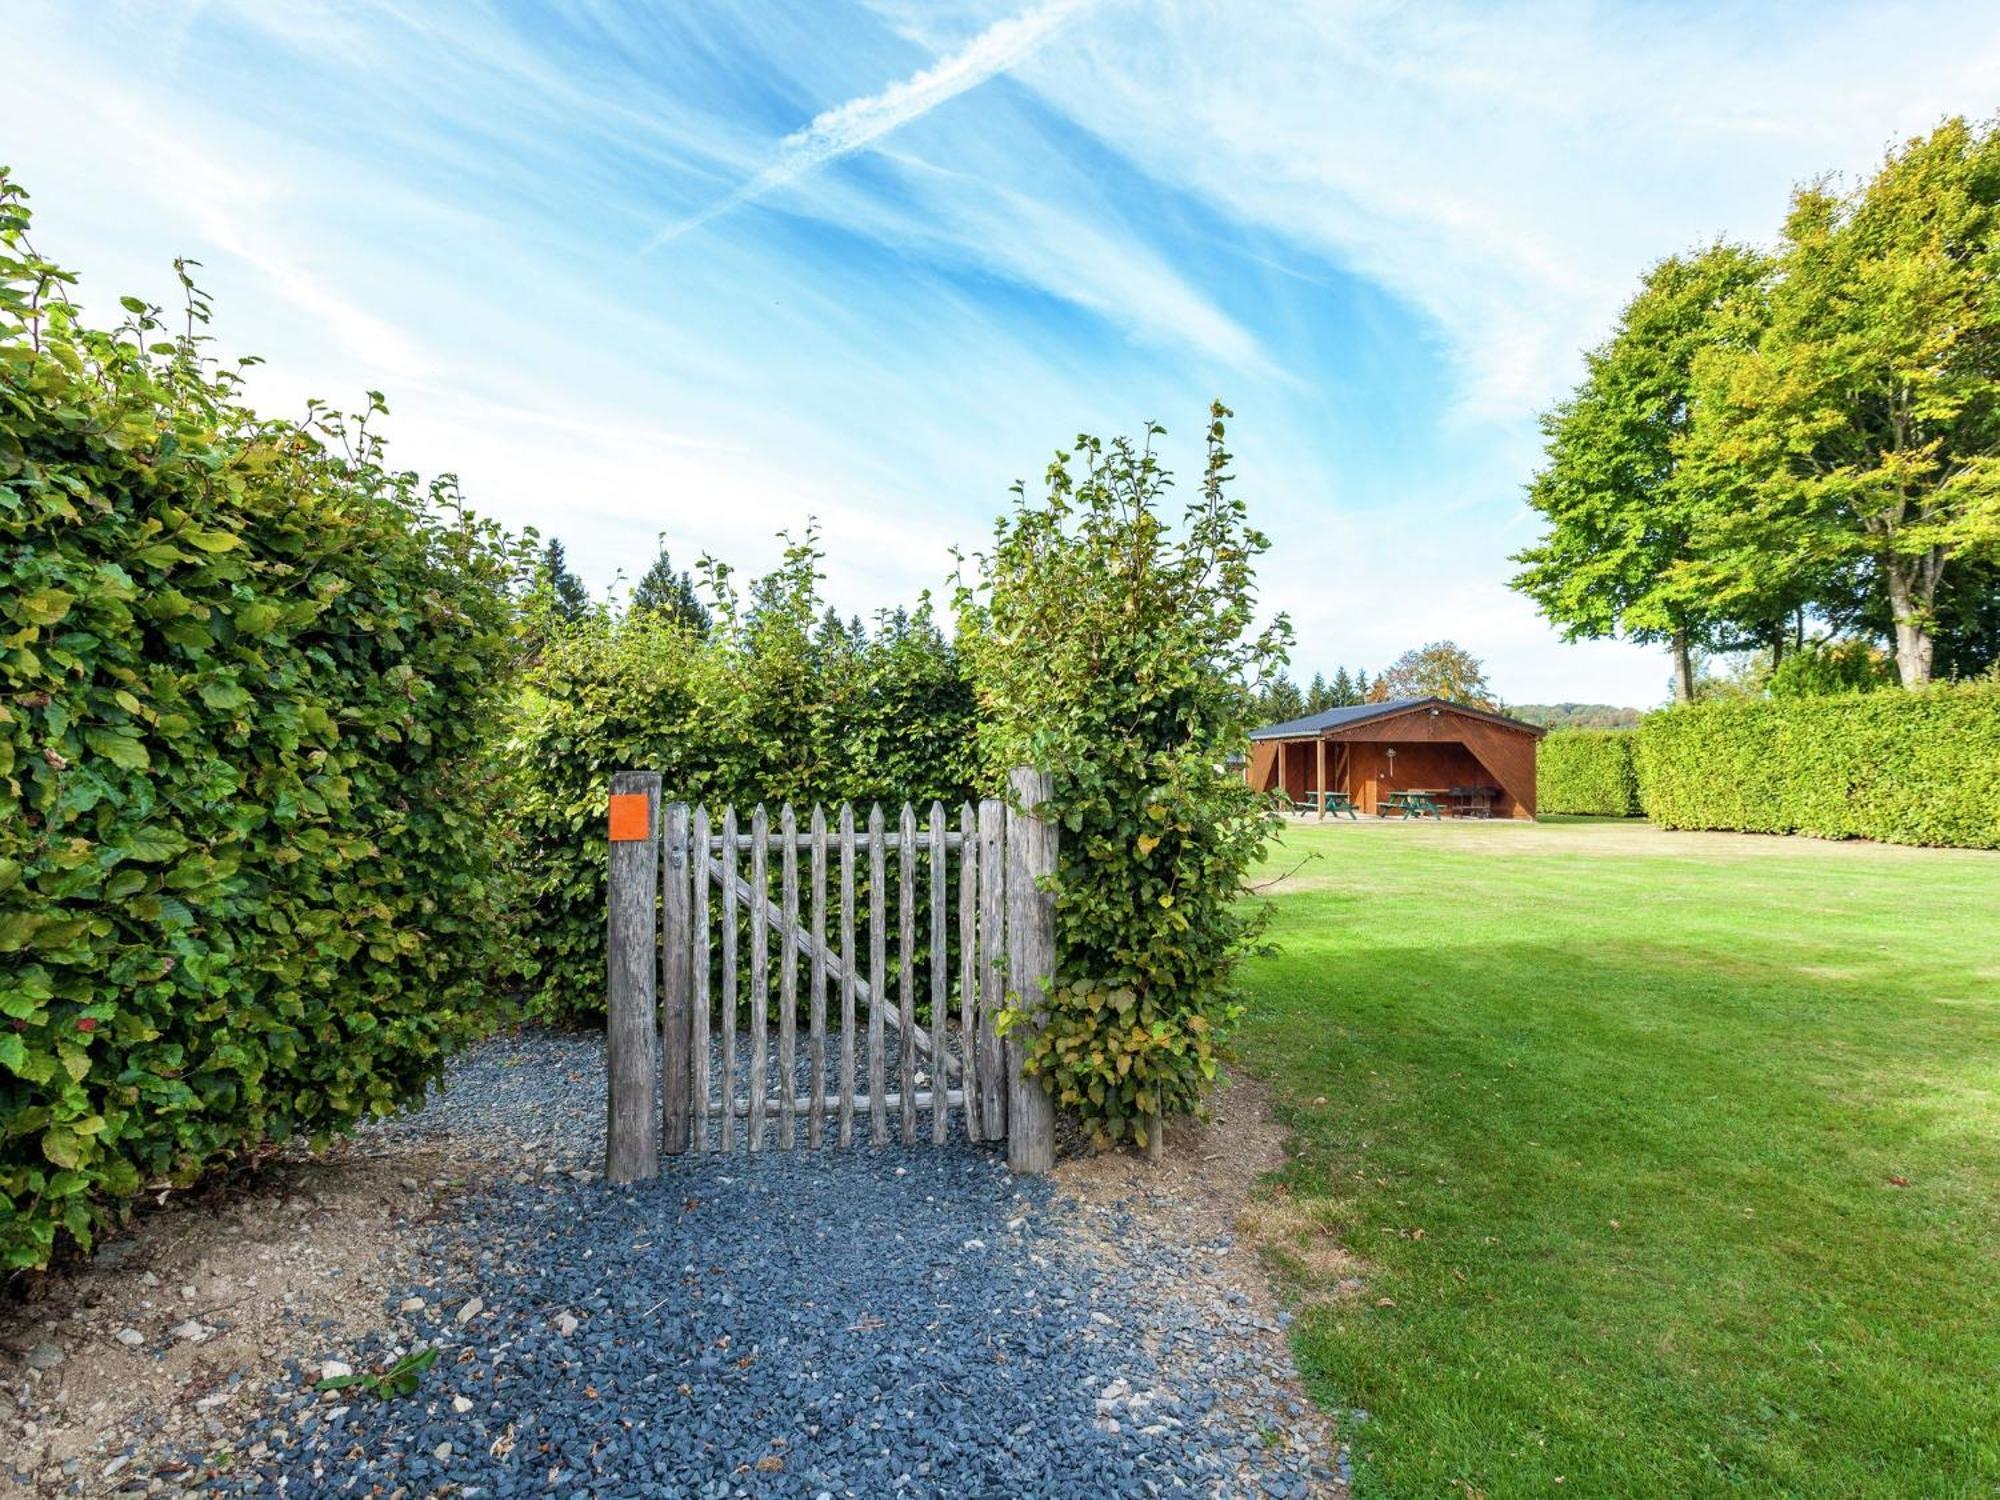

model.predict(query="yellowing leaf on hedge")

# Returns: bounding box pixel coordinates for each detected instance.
[16,587,75,626]
[1135,834,1160,857]
[41,1127,84,1170]
[0,912,43,951]
[235,602,282,635]
[182,529,243,553]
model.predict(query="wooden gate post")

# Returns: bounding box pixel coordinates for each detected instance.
[661,801,692,1156]
[1005,766,1057,1175]
[606,771,662,1183]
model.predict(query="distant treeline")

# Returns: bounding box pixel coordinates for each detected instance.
[1509,703,1642,729]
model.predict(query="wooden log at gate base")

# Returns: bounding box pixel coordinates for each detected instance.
[838,804,858,1148]
[779,804,800,1150]
[748,805,770,1153]
[690,805,712,1152]
[809,805,829,1150]
[867,804,889,1146]
[930,801,949,1145]
[661,802,692,1156]
[898,802,918,1147]
[976,798,1007,1140]
[605,771,661,1184]
[719,806,739,1154]
[958,801,981,1143]
[1005,766,1057,1175]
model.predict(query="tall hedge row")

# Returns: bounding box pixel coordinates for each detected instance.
[1633,686,2000,849]
[1,176,527,1268]
[1537,728,1642,816]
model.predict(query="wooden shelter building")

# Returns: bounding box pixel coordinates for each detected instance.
[1246,698,1546,819]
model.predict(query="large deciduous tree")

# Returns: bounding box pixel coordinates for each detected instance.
[1513,243,1772,701]
[1369,640,1499,708]
[1690,117,2000,686]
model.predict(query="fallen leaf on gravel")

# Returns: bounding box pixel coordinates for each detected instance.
[755,1455,784,1473]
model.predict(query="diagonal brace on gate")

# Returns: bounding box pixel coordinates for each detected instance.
[705,859,961,1079]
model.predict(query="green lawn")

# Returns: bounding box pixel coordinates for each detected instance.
[1236,817,2000,1498]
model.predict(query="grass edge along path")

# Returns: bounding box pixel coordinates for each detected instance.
[1234,818,2000,1498]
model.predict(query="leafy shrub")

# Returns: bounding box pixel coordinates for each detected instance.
[1538,729,1642,816]
[956,403,1289,1148]
[510,535,979,1020]
[1633,685,2000,848]
[1768,639,1894,697]
[0,172,528,1269]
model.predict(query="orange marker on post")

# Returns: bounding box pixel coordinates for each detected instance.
[608,791,652,842]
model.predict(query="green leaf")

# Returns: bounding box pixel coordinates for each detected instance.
[198,680,253,712]
[182,529,243,553]
[120,827,186,863]
[84,729,150,770]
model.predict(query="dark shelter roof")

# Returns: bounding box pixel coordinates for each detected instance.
[1250,696,1545,740]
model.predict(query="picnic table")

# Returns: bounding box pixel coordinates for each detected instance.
[1381,789,1442,820]
[1311,790,1358,819]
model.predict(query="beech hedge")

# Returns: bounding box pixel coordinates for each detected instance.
[1537,729,1642,816]
[1633,686,2000,849]
[1,173,527,1268]
[955,405,1289,1149]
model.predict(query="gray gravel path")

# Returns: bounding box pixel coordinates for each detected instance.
[190,1030,1338,1497]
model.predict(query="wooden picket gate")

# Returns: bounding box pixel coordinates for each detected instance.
[604,767,1056,1182]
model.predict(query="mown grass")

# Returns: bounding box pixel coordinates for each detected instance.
[1236,817,2000,1498]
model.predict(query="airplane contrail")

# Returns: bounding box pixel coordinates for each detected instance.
[645,0,1094,250]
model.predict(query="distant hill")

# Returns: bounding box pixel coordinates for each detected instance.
[1509,702,1644,729]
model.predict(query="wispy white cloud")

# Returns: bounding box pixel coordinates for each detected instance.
[647,0,1094,247]
[1014,0,2000,422]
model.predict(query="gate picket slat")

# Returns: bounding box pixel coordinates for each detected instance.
[930,801,949,1145]
[958,800,980,1143]
[809,805,828,1150]
[898,802,918,1146]
[748,805,770,1153]
[839,804,858,1148]
[720,806,739,1154]
[779,804,799,1150]
[691,806,711,1152]
[661,803,691,1155]
[868,804,889,1147]
[977,797,1007,1139]
[980,800,1008,1136]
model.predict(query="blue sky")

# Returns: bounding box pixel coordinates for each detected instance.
[9,1,2000,705]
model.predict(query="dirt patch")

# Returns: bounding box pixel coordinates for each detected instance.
[1053,1069,1352,1493]
[0,1141,476,1497]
